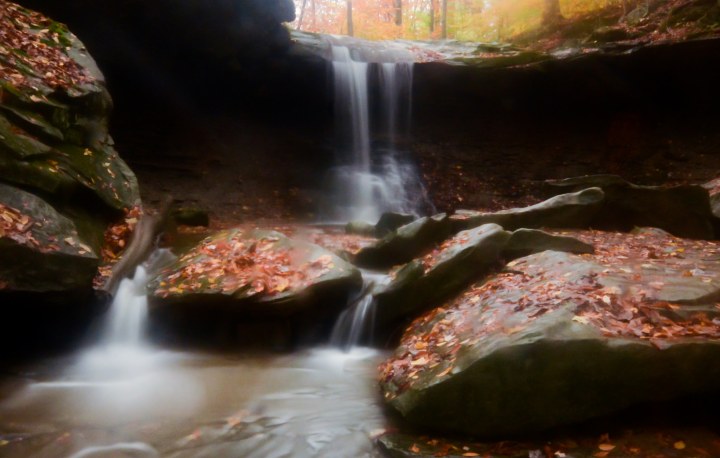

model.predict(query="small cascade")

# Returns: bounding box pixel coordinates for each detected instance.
[330,271,389,350]
[327,37,431,223]
[105,266,151,346]
[102,249,175,348]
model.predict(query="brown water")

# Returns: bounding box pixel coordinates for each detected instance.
[0,346,387,457]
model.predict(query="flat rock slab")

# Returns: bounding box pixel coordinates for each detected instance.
[148,228,361,315]
[379,229,720,437]
[0,182,98,292]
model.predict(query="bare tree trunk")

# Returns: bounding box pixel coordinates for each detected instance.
[429,0,435,33]
[542,0,562,26]
[311,0,316,29]
[346,0,354,36]
[296,0,308,30]
[441,0,448,39]
[394,0,403,26]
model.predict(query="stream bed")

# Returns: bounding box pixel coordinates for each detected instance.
[0,346,387,457]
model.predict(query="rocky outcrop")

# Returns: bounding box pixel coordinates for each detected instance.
[379,229,720,437]
[451,187,605,232]
[547,175,718,239]
[0,2,140,300]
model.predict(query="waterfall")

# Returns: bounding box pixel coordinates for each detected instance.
[327,38,430,223]
[102,249,175,348]
[330,271,389,350]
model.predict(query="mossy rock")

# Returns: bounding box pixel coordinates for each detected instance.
[354,214,451,269]
[547,175,718,240]
[0,4,140,212]
[451,188,605,233]
[0,182,99,292]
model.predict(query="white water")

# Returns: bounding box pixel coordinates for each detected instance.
[327,38,430,223]
[330,271,390,349]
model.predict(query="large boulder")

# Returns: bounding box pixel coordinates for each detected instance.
[379,229,720,437]
[0,182,98,292]
[547,175,718,239]
[148,228,362,346]
[0,2,139,211]
[450,187,605,233]
[0,3,139,298]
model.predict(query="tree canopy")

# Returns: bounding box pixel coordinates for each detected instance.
[291,0,626,41]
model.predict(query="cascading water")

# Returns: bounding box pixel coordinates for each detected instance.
[327,38,431,223]
[330,271,390,349]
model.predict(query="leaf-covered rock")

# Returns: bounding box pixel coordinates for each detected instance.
[0,182,98,292]
[373,224,511,340]
[0,1,140,211]
[372,226,594,342]
[451,187,605,233]
[148,228,361,315]
[379,229,720,437]
[547,175,718,239]
[354,214,451,269]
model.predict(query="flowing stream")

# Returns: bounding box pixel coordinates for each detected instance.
[0,252,388,457]
[327,37,430,223]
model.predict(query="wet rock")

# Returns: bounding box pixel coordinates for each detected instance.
[379,230,720,437]
[148,228,362,346]
[451,188,605,233]
[0,183,99,292]
[373,224,511,341]
[372,226,593,342]
[354,214,451,269]
[547,175,718,239]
